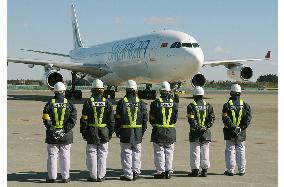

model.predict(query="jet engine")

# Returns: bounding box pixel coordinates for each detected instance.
[227,65,253,81]
[42,70,64,89]
[191,73,206,87]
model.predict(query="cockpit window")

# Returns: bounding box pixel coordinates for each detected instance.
[182,43,200,48]
[170,42,181,48]
[192,43,200,48]
[182,43,193,48]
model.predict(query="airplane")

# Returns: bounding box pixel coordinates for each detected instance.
[7,4,271,100]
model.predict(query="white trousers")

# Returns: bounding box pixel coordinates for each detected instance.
[190,141,210,170]
[120,142,142,179]
[225,140,246,173]
[47,144,71,180]
[86,143,109,179]
[153,142,175,174]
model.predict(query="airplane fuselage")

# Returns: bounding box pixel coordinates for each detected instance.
[69,30,204,86]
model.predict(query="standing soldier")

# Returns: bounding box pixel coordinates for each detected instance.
[187,86,215,177]
[80,79,114,182]
[222,84,251,176]
[115,80,148,181]
[42,82,77,183]
[149,81,178,179]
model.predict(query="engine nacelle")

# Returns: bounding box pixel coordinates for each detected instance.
[191,73,206,87]
[42,70,64,89]
[227,66,253,81]
[28,64,35,68]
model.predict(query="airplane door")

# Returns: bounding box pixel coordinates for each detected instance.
[146,36,161,77]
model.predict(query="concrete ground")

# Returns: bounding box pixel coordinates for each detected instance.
[7,90,277,187]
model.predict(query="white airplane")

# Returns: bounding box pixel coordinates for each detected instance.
[8,5,271,100]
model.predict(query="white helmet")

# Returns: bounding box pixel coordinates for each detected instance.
[231,84,242,93]
[160,81,171,92]
[193,86,204,96]
[92,79,104,89]
[126,80,137,90]
[54,82,66,92]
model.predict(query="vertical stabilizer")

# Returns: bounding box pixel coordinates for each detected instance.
[71,4,83,48]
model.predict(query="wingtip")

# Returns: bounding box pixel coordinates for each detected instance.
[265,51,271,59]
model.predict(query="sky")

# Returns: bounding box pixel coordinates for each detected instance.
[7,0,278,81]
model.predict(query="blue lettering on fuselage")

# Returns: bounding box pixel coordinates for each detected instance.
[108,40,150,62]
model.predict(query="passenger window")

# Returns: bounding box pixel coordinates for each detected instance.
[175,42,181,48]
[182,43,193,48]
[160,43,168,48]
[192,43,200,48]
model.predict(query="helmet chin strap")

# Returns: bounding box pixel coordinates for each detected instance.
[126,89,136,96]
[92,89,104,96]
[160,91,170,97]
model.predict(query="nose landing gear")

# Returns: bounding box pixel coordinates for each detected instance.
[65,72,83,99]
[104,85,116,99]
[138,84,157,100]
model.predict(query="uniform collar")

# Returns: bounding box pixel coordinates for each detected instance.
[92,93,103,99]
[230,95,240,101]
[54,93,65,99]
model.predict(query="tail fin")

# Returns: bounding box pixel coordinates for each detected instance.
[71,4,83,49]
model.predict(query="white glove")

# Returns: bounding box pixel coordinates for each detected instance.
[234,127,241,135]
[53,129,65,139]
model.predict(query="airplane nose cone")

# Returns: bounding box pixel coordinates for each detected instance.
[194,48,204,69]
[184,48,204,72]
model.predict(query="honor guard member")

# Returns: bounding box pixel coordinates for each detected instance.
[150,81,178,179]
[222,84,251,176]
[187,86,215,177]
[115,80,148,181]
[42,82,77,183]
[80,79,114,182]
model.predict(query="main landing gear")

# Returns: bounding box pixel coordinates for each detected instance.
[170,82,181,103]
[65,72,84,99]
[138,84,157,100]
[104,85,116,100]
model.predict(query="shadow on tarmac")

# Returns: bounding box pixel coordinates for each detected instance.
[7,94,121,105]
[8,168,225,182]
[7,94,53,102]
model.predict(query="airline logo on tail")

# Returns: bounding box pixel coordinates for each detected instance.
[71,4,83,49]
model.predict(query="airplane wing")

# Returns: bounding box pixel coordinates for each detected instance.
[203,51,271,68]
[20,48,70,57]
[7,57,112,77]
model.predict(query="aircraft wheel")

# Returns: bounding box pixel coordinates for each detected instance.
[65,90,72,99]
[110,90,115,100]
[150,90,157,100]
[138,90,144,99]
[173,93,179,103]
[74,90,82,99]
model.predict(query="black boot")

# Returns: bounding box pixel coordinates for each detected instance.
[87,177,96,182]
[189,169,199,177]
[165,171,172,179]
[46,178,56,183]
[224,171,234,176]
[120,176,132,181]
[154,172,166,179]
[62,178,71,183]
[200,169,207,177]
[97,177,105,182]
[133,172,140,181]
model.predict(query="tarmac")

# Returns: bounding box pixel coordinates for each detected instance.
[7,90,278,187]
